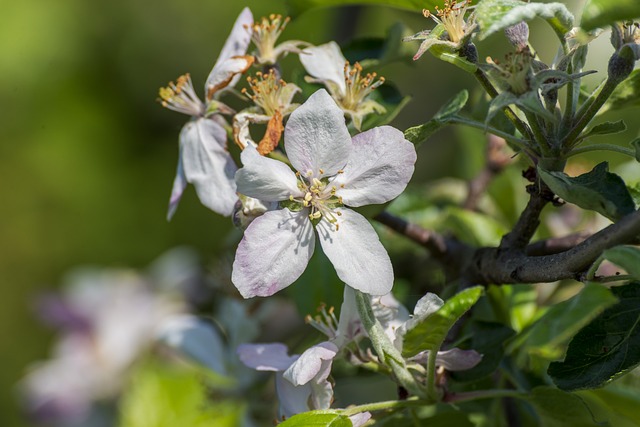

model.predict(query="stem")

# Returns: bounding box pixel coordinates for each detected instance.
[474,69,534,141]
[426,350,439,402]
[592,274,636,283]
[563,78,618,146]
[567,144,635,158]
[448,116,529,149]
[444,389,526,404]
[341,397,428,416]
[523,110,550,155]
[586,253,606,281]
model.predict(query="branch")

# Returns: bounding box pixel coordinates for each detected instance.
[525,232,591,256]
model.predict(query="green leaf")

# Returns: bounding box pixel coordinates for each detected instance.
[601,70,640,114]
[285,0,438,16]
[581,0,640,31]
[548,282,640,391]
[404,90,468,147]
[603,246,640,280]
[475,0,574,41]
[402,286,483,357]
[508,283,617,359]
[360,82,412,131]
[581,120,627,139]
[631,138,640,162]
[578,386,640,426]
[278,410,353,427]
[528,386,604,427]
[538,162,636,221]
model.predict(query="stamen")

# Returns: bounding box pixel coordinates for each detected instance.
[157,73,205,116]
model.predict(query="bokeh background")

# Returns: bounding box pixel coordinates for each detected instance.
[3,0,635,425]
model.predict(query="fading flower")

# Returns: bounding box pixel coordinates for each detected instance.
[248,14,310,65]
[300,42,386,130]
[159,8,254,219]
[232,89,416,298]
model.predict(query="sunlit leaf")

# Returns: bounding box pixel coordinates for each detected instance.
[285,0,438,16]
[278,410,353,427]
[402,287,483,357]
[404,90,468,147]
[538,162,635,221]
[581,0,640,31]
[548,282,640,391]
[603,246,640,280]
[475,0,574,41]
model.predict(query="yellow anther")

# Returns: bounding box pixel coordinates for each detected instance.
[289,195,294,201]
[304,193,313,202]
[319,168,324,174]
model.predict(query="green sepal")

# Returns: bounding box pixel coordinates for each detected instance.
[280,199,304,212]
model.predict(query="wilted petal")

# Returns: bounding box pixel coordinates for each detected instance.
[167,152,188,220]
[232,209,315,298]
[334,126,416,207]
[283,342,338,386]
[284,89,351,178]
[235,145,302,201]
[206,55,254,99]
[349,412,373,427]
[233,111,270,149]
[206,7,253,93]
[317,208,393,296]
[237,343,297,372]
[435,348,483,371]
[300,42,347,95]
[180,119,238,216]
[273,40,312,62]
[157,315,227,375]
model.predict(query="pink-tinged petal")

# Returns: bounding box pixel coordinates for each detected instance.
[283,342,338,386]
[334,126,417,207]
[206,7,253,92]
[166,153,187,221]
[237,343,297,372]
[157,315,227,375]
[232,209,315,298]
[284,89,351,178]
[300,42,347,95]
[235,145,302,201]
[275,374,313,418]
[435,348,483,371]
[317,208,393,296]
[349,412,372,427]
[180,119,238,216]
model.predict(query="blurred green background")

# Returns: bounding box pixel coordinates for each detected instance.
[4,0,634,425]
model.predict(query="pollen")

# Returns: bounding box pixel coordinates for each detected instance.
[251,14,292,65]
[340,61,385,111]
[243,69,292,116]
[423,0,471,44]
[157,73,205,117]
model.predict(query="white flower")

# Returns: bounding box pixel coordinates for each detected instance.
[232,89,416,298]
[248,14,310,65]
[300,42,386,130]
[159,8,254,219]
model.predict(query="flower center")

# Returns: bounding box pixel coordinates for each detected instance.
[242,69,290,116]
[248,14,290,65]
[340,61,385,112]
[423,0,471,44]
[158,73,205,117]
[486,47,534,95]
[305,303,339,339]
[284,171,345,230]
[623,21,640,44]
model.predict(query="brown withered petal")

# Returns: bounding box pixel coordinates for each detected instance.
[257,110,284,155]
[206,55,255,100]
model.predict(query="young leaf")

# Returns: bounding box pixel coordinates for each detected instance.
[278,410,352,427]
[538,162,636,221]
[402,286,483,357]
[475,0,574,41]
[404,90,468,147]
[603,246,640,280]
[548,282,640,391]
[528,387,603,426]
[507,283,617,359]
[581,120,627,139]
[581,0,640,31]
[600,70,640,114]
[285,0,438,16]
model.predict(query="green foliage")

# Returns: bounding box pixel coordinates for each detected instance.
[581,0,640,31]
[527,387,603,427]
[402,287,483,357]
[285,0,438,16]
[603,246,640,280]
[278,410,353,427]
[342,22,416,68]
[538,162,635,221]
[581,120,627,139]
[601,70,640,114]
[404,90,469,147]
[548,282,640,391]
[508,283,617,359]
[475,0,574,41]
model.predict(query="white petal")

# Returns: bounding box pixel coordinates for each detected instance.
[372,292,411,343]
[435,348,483,371]
[180,119,238,216]
[275,374,313,418]
[349,412,373,427]
[334,126,417,207]
[236,343,297,372]
[233,111,270,149]
[284,89,351,178]
[283,341,338,386]
[300,42,347,95]
[235,145,302,201]
[394,293,444,349]
[157,315,227,375]
[232,209,315,298]
[317,208,393,295]
[206,56,253,96]
[334,286,363,348]
[167,153,187,221]
[206,7,253,92]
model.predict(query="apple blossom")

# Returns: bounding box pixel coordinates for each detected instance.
[159,8,254,219]
[248,14,310,65]
[300,41,386,130]
[232,89,417,298]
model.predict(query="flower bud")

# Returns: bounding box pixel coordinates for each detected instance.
[608,50,635,84]
[504,21,529,51]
